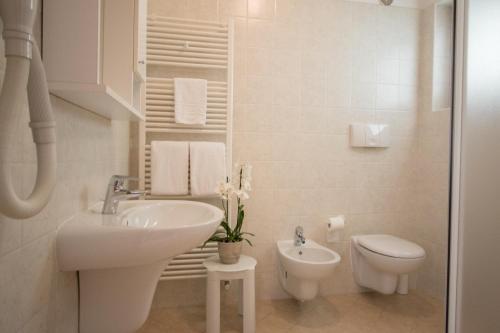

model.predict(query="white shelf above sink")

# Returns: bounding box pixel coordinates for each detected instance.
[49,82,144,121]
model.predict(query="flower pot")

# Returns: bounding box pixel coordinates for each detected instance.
[218,241,242,264]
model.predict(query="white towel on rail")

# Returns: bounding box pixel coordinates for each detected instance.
[190,142,226,196]
[174,78,207,125]
[151,141,189,195]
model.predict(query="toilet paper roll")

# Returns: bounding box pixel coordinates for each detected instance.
[328,215,345,231]
[326,215,345,243]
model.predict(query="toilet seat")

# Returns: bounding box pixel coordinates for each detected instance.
[357,234,425,259]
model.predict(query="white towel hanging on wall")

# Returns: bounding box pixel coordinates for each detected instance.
[150,141,189,195]
[190,142,226,196]
[174,78,207,125]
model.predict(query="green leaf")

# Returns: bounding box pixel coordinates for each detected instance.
[243,238,253,246]
[220,221,232,237]
[202,235,226,248]
[235,208,245,234]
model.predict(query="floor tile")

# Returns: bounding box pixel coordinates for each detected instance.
[139,291,445,333]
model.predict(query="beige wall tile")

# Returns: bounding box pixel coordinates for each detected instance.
[271,49,300,78]
[275,0,300,23]
[247,18,274,48]
[219,0,247,19]
[246,47,273,77]
[248,0,275,20]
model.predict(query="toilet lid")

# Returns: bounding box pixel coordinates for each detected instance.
[357,234,425,259]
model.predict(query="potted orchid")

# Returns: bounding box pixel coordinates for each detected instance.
[205,163,254,264]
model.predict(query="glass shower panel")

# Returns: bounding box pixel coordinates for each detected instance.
[457,0,500,331]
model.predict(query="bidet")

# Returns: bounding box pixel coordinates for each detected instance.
[277,239,340,301]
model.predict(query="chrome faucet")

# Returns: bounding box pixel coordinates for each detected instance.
[295,226,306,246]
[102,175,146,214]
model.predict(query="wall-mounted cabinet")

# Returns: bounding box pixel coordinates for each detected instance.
[134,0,147,82]
[43,0,144,121]
[132,0,147,113]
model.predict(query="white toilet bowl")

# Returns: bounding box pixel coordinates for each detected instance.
[350,234,425,295]
[277,240,341,301]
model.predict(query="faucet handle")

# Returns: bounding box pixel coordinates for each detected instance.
[108,175,140,191]
[109,175,139,184]
[295,226,304,235]
[294,226,305,246]
[111,175,139,182]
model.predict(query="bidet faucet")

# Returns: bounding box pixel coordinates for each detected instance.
[295,226,306,246]
[102,175,146,214]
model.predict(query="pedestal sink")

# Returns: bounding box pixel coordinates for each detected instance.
[56,200,223,333]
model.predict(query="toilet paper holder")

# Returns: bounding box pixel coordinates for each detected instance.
[327,215,345,242]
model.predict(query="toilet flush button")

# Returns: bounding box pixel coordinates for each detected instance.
[350,123,390,148]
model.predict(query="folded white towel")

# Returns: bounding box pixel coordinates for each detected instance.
[190,142,226,196]
[151,141,189,195]
[174,78,207,125]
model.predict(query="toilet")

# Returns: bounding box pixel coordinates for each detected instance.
[350,234,425,295]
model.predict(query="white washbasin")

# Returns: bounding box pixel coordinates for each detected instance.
[56,200,223,333]
[58,200,222,271]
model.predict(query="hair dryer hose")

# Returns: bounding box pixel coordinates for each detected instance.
[0,43,57,219]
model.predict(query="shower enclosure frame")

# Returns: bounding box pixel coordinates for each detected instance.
[447,0,464,332]
[447,0,500,331]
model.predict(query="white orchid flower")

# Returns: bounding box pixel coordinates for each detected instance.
[240,164,252,192]
[216,181,234,200]
[235,190,249,200]
[242,180,252,191]
[242,164,252,180]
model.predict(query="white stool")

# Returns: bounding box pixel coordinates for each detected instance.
[203,255,257,333]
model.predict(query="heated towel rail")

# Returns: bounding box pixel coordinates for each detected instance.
[140,16,234,280]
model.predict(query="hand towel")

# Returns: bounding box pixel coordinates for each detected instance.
[151,141,189,195]
[174,78,207,125]
[190,142,226,196]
